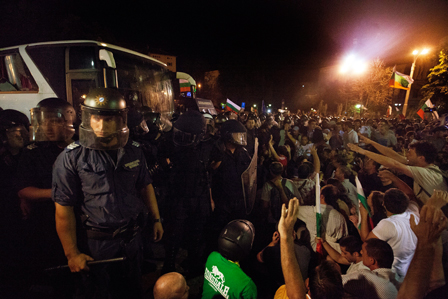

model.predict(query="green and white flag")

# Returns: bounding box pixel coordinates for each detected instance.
[225,99,241,113]
[355,176,373,229]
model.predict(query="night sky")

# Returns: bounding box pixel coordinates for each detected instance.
[2,0,448,107]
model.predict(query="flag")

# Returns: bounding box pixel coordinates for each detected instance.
[225,99,241,114]
[315,173,324,256]
[386,105,392,118]
[355,176,374,230]
[389,67,414,90]
[262,100,266,114]
[179,79,191,92]
[417,99,438,119]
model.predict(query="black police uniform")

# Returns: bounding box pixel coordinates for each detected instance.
[15,142,66,269]
[52,140,152,298]
[0,146,26,280]
[160,136,213,272]
[211,141,251,227]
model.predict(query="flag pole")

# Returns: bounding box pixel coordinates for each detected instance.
[315,173,323,256]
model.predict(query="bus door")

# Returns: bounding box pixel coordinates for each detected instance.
[65,46,100,111]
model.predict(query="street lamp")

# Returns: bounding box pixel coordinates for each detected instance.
[403,48,429,116]
[197,83,201,88]
[253,104,257,107]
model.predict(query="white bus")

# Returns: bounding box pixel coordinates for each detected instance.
[0,40,174,117]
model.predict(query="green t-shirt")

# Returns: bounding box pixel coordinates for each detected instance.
[202,251,257,299]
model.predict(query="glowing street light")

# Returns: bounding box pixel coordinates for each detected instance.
[340,54,367,75]
[403,48,430,116]
[197,83,202,88]
[253,104,257,107]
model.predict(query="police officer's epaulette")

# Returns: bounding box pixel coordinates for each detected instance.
[66,141,81,151]
[132,141,140,147]
[26,143,38,150]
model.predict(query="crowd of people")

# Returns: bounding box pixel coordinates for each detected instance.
[0,90,448,299]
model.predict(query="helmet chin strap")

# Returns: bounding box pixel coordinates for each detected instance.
[97,133,117,145]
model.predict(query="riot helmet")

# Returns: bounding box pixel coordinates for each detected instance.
[79,88,129,150]
[202,112,215,140]
[214,113,228,125]
[0,109,30,150]
[218,219,255,262]
[172,110,206,147]
[220,119,247,146]
[127,107,149,138]
[224,110,238,120]
[30,98,76,143]
[247,112,258,122]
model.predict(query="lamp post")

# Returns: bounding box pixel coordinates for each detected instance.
[403,49,429,116]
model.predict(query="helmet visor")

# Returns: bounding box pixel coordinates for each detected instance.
[231,132,247,146]
[79,105,129,150]
[6,125,29,148]
[159,115,173,132]
[173,127,202,146]
[30,108,75,142]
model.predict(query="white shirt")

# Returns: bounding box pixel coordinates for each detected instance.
[298,204,348,252]
[346,260,370,274]
[342,268,402,299]
[294,141,313,159]
[343,129,358,148]
[408,164,448,203]
[372,201,419,278]
[341,179,359,211]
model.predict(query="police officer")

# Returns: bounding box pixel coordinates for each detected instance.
[214,113,228,136]
[160,111,213,275]
[52,88,163,298]
[210,120,251,228]
[245,113,258,157]
[202,220,257,298]
[0,109,30,278]
[16,98,75,272]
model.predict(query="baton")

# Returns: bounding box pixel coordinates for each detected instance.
[44,257,126,272]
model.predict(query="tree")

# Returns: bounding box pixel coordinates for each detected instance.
[421,48,448,110]
[339,58,393,112]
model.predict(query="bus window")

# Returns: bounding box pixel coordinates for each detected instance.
[27,45,66,98]
[69,46,97,70]
[0,53,38,92]
[111,50,173,114]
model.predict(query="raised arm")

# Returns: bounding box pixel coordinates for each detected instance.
[378,170,424,209]
[358,133,407,164]
[268,135,281,162]
[318,237,350,265]
[310,145,320,174]
[286,130,298,144]
[358,204,371,242]
[279,198,307,299]
[347,143,412,178]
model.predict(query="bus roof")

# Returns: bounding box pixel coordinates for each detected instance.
[0,40,167,67]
